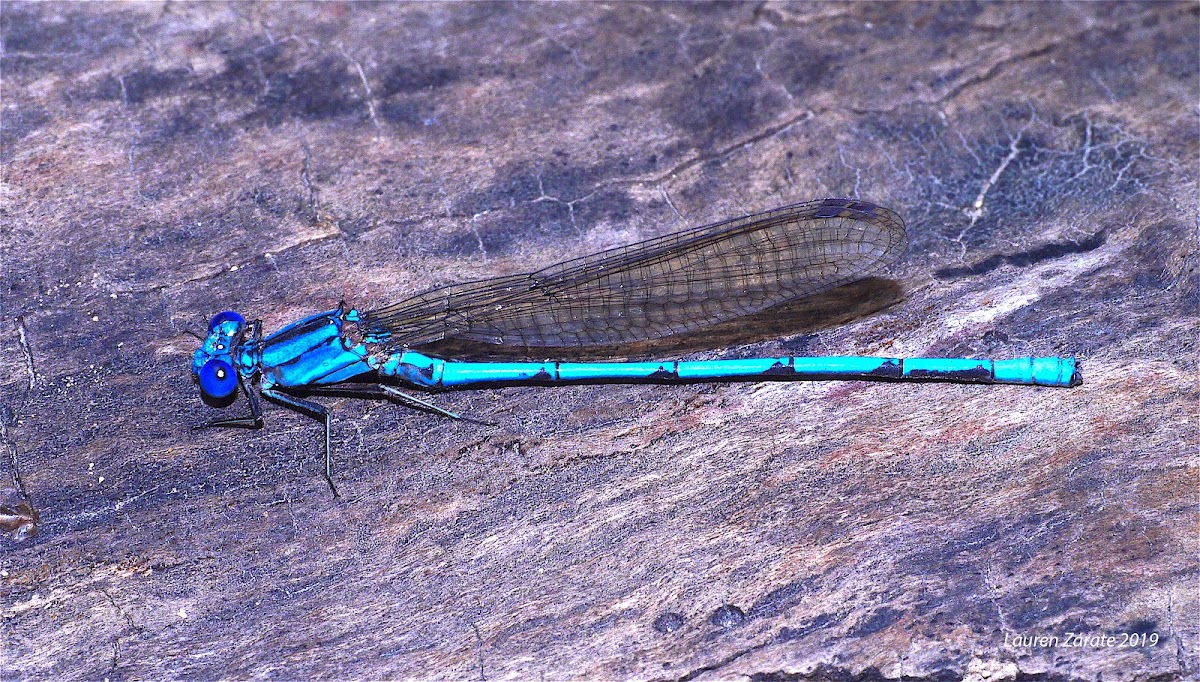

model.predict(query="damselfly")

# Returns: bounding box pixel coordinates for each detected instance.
[191,198,1079,494]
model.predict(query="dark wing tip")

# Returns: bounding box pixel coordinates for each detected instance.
[812,198,904,228]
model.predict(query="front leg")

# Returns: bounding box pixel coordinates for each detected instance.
[193,381,264,430]
[261,388,339,498]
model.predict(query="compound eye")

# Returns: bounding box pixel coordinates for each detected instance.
[208,311,246,333]
[198,359,239,400]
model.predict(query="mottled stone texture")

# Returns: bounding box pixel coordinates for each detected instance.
[1,2,1196,680]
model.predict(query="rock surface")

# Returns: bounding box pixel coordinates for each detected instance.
[2,2,1196,680]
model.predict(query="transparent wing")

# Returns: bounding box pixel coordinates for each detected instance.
[361,198,906,348]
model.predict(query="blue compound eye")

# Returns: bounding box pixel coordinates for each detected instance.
[208,310,246,333]
[198,359,239,400]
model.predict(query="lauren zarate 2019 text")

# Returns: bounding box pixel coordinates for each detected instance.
[1004,631,1159,648]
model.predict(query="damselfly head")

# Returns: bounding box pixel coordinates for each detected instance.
[192,311,246,406]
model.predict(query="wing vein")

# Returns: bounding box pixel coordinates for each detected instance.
[361,198,906,348]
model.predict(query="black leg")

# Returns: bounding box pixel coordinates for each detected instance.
[293,384,394,400]
[193,381,264,430]
[379,385,463,419]
[298,384,461,419]
[262,388,339,498]
[296,383,495,426]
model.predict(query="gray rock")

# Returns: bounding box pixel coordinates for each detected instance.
[1,3,1195,680]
